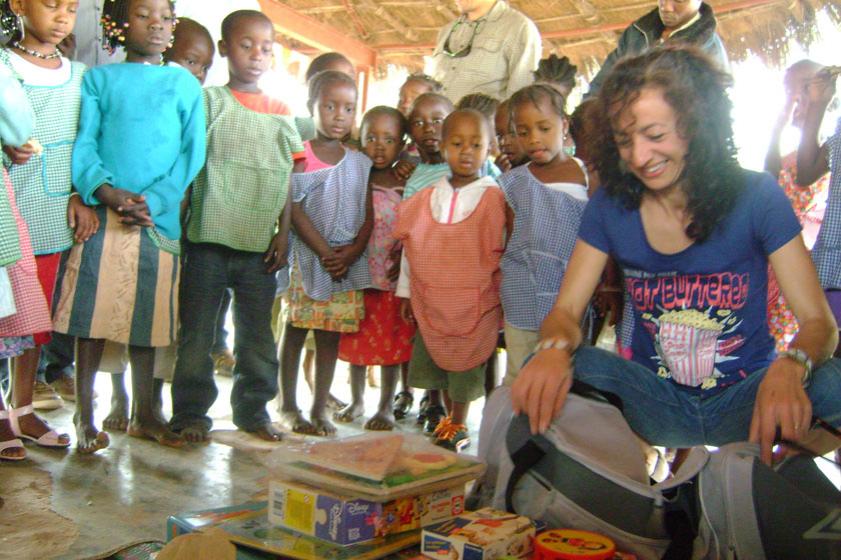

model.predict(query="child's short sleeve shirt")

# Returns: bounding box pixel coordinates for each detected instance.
[187,86,304,253]
[578,171,801,394]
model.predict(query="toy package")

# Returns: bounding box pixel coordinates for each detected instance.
[421,508,539,560]
[267,433,484,501]
[268,479,464,546]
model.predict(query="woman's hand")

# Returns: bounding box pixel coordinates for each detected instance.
[749,357,812,466]
[511,347,574,434]
[67,195,100,242]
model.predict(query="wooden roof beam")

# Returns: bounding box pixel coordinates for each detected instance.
[257,0,377,69]
[375,0,783,52]
[342,0,371,40]
[357,0,419,42]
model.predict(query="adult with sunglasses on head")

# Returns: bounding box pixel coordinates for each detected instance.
[585,0,728,97]
[428,0,540,105]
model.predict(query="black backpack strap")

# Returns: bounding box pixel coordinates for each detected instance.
[504,381,624,514]
[570,379,624,412]
[504,438,547,513]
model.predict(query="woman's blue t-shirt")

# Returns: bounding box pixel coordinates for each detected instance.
[578,170,801,395]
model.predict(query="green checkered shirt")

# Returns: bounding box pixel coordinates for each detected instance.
[187,87,304,253]
[0,49,84,255]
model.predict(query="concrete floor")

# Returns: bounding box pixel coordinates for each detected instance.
[2,364,488,560]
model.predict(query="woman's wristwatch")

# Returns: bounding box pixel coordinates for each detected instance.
[777,348,813,388]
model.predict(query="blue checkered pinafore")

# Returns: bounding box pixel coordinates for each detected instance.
[290,150,372,301]
[500,162,588,331]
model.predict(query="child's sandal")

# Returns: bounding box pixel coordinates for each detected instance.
[9,405,71,448]
[416,394,431,425]
[0,410,25,461]
[423,405,446,434]
[393,391,414,420]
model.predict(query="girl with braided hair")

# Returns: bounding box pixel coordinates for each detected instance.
[52,0,206,453]
[0,0,100,453]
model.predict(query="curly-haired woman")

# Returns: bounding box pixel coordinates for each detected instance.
[511,45,841,465]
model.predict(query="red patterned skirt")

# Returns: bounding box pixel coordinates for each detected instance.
[338,289,415,366]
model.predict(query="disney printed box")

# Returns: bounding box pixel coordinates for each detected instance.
[268,479,464,546]
[421,508,537,560]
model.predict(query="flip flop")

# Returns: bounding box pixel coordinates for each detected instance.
[9,404,71,448]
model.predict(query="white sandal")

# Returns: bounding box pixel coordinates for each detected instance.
[0,409,25,461]
[9,404,70,448]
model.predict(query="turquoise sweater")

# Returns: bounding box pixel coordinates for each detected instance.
[72,63,206,240]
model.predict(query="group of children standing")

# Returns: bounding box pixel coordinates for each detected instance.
[0,0,597,461]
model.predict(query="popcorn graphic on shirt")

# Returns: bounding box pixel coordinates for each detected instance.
[645,307,746,389]
[656,309,723,387]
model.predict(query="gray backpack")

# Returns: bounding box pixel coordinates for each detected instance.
[471,385,841,559]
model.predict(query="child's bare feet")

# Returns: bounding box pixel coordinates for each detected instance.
[364,410,396,431]
[333,401,364,423]
[310,413,337,436]
[103,392,129,432]
[279,409,317,435]
[74,415,110,454]
[175,420,211,443]
[245,423,283,442]
[128,416,184,448]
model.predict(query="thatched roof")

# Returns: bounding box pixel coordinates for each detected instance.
[266,0,841,76]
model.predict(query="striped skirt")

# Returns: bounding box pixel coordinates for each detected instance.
[53,207,179,348]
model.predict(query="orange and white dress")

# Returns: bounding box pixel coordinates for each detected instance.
[393,176,506,372]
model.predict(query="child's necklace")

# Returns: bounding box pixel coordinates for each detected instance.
[12,42,60,60]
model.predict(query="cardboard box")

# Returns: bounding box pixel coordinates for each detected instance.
[166,501,422,560]
[421,508,537,560]
[268,479,465,546]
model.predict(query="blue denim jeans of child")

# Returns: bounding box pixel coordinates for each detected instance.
[170,242,279,432]
[571,346,841,448]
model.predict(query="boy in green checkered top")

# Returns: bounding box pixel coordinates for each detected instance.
[170,10,306,443]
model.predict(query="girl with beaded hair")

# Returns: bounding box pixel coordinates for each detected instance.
[0,0,101,452]
[51,0,206,452]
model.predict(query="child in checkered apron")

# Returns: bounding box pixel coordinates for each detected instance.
[51,0,206,453]
[500,84,590,385]
[0,63,57,461]
[169,10,303,444]
[394,109,507,452]
[279,70,373,437]
[0,0,101,452]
